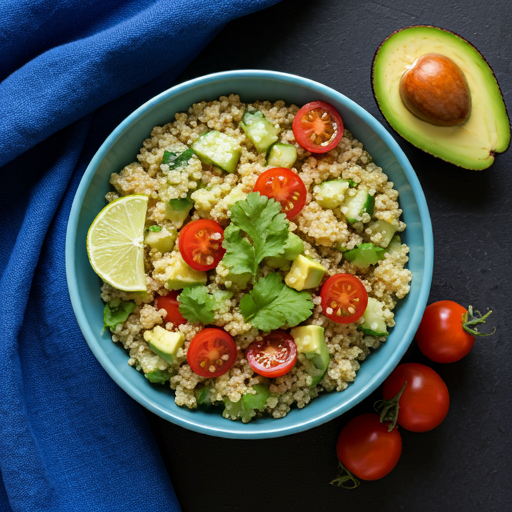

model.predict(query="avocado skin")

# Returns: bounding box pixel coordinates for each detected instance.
[371,25,510,170]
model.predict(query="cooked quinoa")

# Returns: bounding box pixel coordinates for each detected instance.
[101,94,412,422]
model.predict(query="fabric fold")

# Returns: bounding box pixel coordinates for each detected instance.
[0,1,281,511]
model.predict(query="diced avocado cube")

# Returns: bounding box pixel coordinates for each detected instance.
[266,143,297,168]
[290,325,330,386]
[192,131,241,173]
[344,243,385,269]
[164,200,193,229]
[145,226,177,254]
[367,219,398,248]
[240,111,279,153]
[144,325,185,364]
[165,254,207,290]
[145,369,170,384]
[343,189,375,223]
[266,232,304,268]
[315,179,350,209]
[285,254,327,291]
[359,297,388,337]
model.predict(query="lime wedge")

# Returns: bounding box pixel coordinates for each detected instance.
[87,194,148,291]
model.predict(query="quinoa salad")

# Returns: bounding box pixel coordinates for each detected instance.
[91,95,412,423]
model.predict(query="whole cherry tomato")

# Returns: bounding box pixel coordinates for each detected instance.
[416,301,494,363]
[335,413,402,482]
[381,363,449,433]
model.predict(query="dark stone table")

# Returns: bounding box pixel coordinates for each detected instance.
[145,1,512,510]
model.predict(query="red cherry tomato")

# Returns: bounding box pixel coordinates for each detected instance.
[336,413,402,481]
[320,274,368,324]
[187,328,237,378]
[253,168,307,219]
[246,330,297,378]
[155,292,186,326]
[179,219,225,271]
[293,100,344,153]
[415,301,494,363]
[383,363,449,433]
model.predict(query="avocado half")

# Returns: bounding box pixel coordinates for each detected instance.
[372,26,510,170]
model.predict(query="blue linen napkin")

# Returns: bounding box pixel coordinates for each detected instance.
[0,1,280,511]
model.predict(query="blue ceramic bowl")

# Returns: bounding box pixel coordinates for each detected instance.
[66,70,433,439]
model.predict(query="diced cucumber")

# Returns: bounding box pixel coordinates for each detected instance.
[267,143,297,168]
[145,369,170,384]
[359,297,388,337]
[240,111,279,153]
[315,179,350,209]
[343,189,375,224]
[162,148,195,169]
[344,243,385,269]
[367,219,398,248]
[192,131,241,173]
[386,234,402,254]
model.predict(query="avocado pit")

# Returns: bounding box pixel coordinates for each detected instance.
[399,53,471,127]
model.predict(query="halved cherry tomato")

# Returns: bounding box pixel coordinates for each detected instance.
[336,413,402,481]
[155,292,186,326]
[253,168,307,219]
[415,301,495,363]
[246,330,297,378]
[320,274,368,324]
[382,363,449,432]
[187,328,237,378]
[293,101,344,153]
[179,219,225,271]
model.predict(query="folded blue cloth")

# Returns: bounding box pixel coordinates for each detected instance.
[0,1,280,511]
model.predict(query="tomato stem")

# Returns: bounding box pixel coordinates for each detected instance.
[329,462,360,489]
[462,306,496,337]
[374,381,407,432]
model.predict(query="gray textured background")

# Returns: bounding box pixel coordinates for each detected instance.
[145,1,512,510]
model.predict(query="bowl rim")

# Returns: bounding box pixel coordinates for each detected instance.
[66,69,433,439]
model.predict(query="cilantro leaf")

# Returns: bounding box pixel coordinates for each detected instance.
[222,192,289,277]
[162,148,195,169]
[103,299,136,330]
[239,273,314,331]
[178,286,216,324]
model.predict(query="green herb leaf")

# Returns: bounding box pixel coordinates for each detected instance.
[162,148,195,169]
[239,273,314,331]
[148,225,162,232]
[222,192,288,277]
[178,286,216,324]
[103,300,136,330]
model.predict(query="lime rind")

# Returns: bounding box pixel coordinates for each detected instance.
[87,194,148,292]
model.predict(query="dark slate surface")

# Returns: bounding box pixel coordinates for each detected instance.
[144,1,512,510]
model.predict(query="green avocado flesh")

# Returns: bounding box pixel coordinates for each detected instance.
[373,26,510,170]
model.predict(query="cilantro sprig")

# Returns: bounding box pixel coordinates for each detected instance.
[222,192,288,279]
[239,273,314,331]
[178,286,217,324]
[103,299,136,331]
